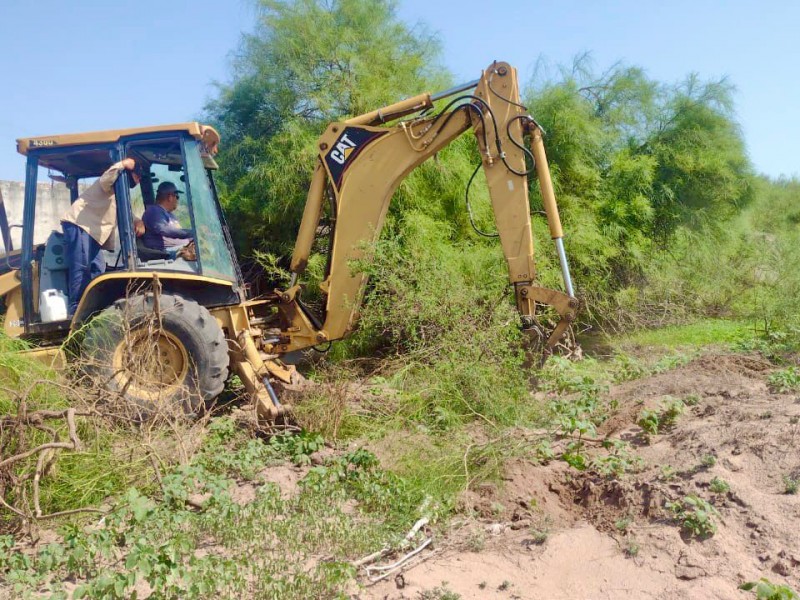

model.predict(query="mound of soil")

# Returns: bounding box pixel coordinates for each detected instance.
[367,353,800,599]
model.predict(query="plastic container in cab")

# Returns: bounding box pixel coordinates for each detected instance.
[40,289,68,323]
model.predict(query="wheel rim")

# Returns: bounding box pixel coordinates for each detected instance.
[111,327,190,403]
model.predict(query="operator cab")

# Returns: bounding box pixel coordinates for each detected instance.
[14,123,242,339]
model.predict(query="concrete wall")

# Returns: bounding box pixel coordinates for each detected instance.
[0,180,73,253]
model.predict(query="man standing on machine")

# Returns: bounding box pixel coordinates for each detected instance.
[60,158,141,316]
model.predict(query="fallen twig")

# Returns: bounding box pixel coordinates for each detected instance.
[0,442,77,470]
[365,537,434,582]
[352,547,390,568]
[35,507,107,520]
[1,402,88,523]
[0,492,28,519]
[353,516,431,570]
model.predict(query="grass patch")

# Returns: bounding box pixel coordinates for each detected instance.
[617,319,754,350]
[0,332,192,531]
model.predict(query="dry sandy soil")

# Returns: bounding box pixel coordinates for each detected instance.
[359,353,800,599]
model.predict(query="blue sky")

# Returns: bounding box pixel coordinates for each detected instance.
[1,0,798,181]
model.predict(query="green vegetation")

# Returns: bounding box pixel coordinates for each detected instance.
[740,578,800,600]
[624,538,640,558]
[0,418,434,598]
[206,0,447,256]
[700,454,718,469]
[529,527,549,545]
[418,586,462,600]
[618,320,753,350]
[683,393,701,406]
[768,367,800,393]
[709,477,730,494]
[666,495,719,538]
[614,516,633,532]
[591,440,643,479]
[0,336,150,524]
[637,408,660,436]
[637,397,686,438]
[200,0,797,347]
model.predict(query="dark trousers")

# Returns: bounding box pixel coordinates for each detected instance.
[62,221,105,315]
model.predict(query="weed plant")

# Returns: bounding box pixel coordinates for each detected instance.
[612,352,696,384]
[293,212,553,512]
[0,334,66,412]
[591,440,643,479]
[660,397,686,428]
[608,178,800,344]
[618,320,753,350]
[639,227,760,326]
[767,367,800,393]
[684,393,701,406]
[624,538,640,558]
[666,494,719,538]
[637,409,661,437]
[709,477,730,494]
[740,578,800,599]
[539,355,611,393]
[700,454,717,468]
[417,585,462,600]
[637,397,686,439]
[614,516,633,532]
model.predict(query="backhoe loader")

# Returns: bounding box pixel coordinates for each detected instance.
[0,61,578,421]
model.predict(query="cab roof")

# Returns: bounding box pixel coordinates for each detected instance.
[16,122,220,178]
[17,122,220,156]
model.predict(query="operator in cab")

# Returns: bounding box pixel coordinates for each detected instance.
[141,181,195,260]
[61,158,142,316]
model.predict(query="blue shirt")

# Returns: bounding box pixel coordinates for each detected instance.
[141,204,193,251]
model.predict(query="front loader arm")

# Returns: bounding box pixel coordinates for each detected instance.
[275,61,578,354]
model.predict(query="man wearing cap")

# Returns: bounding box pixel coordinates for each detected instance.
[61,157,142,316]
[141,181,194,259]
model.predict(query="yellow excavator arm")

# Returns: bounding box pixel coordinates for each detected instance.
[273,61,578,355]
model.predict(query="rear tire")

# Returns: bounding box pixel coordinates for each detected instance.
[82,294,229,418]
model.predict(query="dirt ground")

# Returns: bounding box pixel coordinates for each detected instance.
[361,353,800,599]
[6,352,798,599]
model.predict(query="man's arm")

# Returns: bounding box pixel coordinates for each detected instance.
[98,158,136,193]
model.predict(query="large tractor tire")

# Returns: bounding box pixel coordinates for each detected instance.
[82,294,229,418]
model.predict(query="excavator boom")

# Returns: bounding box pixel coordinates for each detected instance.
[274,61,578,355]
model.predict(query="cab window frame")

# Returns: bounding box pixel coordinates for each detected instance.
[122,132,200,272]
[21,144,122,331]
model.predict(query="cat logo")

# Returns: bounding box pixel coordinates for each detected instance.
[329,133,357,165]
[324,127,387,189]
